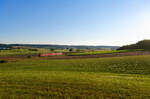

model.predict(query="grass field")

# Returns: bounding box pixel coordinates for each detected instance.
[0,49,51,56]
[0,49,143,57]
[68,49,143,56]
[0,55,150,98]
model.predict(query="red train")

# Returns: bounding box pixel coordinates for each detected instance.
[39,53,63,57]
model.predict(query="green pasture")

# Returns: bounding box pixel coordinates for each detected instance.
[0,55,150,98]
[67,49,143,56]
[0,49,51,56]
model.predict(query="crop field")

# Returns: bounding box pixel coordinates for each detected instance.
[0,55,150,98]
[68,49,143,56]
[0,49,51,56]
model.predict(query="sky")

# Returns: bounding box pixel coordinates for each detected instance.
[0,0,150,46]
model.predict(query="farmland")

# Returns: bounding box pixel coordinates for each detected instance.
[67,49,143,56]
[0,49,51,56]
[0,48,144,57]
[0,55,150,98]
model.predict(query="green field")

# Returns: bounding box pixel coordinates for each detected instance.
[0,55,150,98]
[0,49,143,57]
[68,49,143,56]
[0,49,51,56]
[0,49,70,56]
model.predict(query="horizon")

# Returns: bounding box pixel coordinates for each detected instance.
[1,39,149,46]
[0,42,120,47]
[1,0,150,46]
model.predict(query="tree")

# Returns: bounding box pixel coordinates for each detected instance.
[50,48,55,51]
[69,48,73,52]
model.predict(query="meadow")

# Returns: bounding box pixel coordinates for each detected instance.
[0,49,51,56]
[68,49,143,56]
[0,55,150,98]
[0,49,142,57]
[0,48,70,56]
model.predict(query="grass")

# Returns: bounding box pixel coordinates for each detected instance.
[68,49,143,56]
[0,49,51,56]
[0,49,69,56]
[0,49,143,57]
[0,55,150,98]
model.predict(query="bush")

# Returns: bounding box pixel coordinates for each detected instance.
[29,49,38,51]
[27,55,32,59]
[0,60,8,63]
[50,48,55,51]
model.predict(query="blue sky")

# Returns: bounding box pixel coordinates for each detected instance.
[0,0,150,46]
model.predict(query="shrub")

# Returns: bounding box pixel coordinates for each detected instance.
[27,55,32,59]
[29,49,38,51]
[0,60,8,63]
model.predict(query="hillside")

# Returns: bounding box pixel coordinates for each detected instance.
[118,40,150,50]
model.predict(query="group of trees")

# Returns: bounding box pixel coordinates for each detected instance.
[118,40,150,50]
